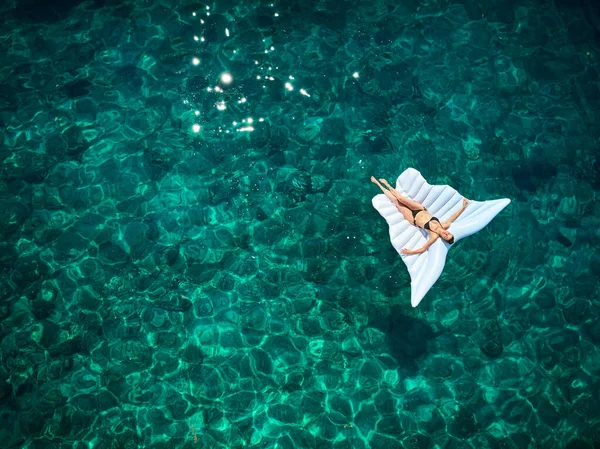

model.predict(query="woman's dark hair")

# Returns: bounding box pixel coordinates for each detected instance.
[447,236,455,245]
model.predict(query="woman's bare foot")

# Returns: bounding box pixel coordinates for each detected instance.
[380,178,393,189]
[371,176,390,195]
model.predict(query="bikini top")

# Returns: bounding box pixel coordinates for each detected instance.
[423,217,441,231]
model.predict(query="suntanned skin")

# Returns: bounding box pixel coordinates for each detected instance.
[371,176,469,255]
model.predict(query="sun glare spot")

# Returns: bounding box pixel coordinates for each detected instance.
[221,72,233,84]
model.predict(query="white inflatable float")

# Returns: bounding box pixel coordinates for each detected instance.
[372,168,511,307]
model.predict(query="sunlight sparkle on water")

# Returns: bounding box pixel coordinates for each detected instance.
[192,124,201,133]
[221,72,233,84]
[192,58,200,65]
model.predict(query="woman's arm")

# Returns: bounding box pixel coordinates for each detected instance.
[443,198,469,228]
[401,234,438,255]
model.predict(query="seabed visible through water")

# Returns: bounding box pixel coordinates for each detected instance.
[0,0,600,448]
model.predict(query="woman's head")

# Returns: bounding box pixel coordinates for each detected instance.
[431,220,454,244]
[439,229,454,244]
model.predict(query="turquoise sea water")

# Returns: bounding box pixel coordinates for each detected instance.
[1,0,599,447]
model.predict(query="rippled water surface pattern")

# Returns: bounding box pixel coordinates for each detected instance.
[1,0,600,447]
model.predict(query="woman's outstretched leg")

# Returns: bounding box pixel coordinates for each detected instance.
[379,178,424,210]
[371,176,415,222]
[371,176,398,203]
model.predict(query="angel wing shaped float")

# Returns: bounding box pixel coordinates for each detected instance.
[372,168,511,307]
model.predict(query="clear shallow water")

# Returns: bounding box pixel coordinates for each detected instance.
[0,0,599,447]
